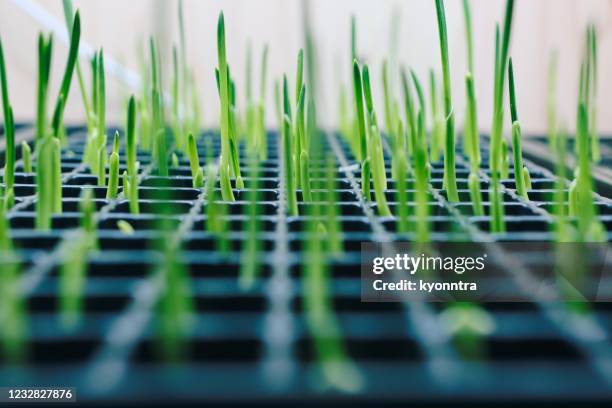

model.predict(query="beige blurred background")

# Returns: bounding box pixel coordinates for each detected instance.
[0,0,611,135]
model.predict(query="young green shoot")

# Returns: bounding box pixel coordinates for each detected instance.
[507,59,530,201]
[217,13,236,201]
[353,60,372,202]
[36,34,53,143]
[126,96,139,214]
[489,1,515,233]
[106,132,120,199]
[187,133,203,188]
[21,141,32,173]
[434,0,458,203]
[51,10,81,142]
[0,36,16,199]
[150,39,168,177]
[587,25,600,163]
[62,0,93,131]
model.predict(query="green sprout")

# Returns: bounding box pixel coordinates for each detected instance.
[150,38,168,177]
[205,162,230,254]
[62,0,93,132]
[51,10,81,143]
[361,63,391,217]
[508,59,530,201]
[117,220,135,235]
[489,1,515,233]
[296,85,313,202]
[353,60,371,201]
[434,0,458,203]
[36,33,53,143]
[187,133,203,188]
[21,141,32,173]
[106,132,120,199]
[0,36,15,202]
[126,96,139,214]
[282,75,298,216]
[217,13,236,201]
[586,25,600,163]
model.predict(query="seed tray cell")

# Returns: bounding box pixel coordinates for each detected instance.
[0,127,611,405]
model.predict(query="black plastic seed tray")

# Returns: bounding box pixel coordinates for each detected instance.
[0,125,611,406]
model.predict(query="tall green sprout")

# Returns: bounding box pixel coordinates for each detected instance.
[586,25,600,163]
[283,75,298,216]
[35,33,53,144]
[508,59,530,201]
[0,36,15,205]
[362,64,390,216]
[126,96,139,214]
[217,13,236,201]
[150,38,168,177]
[353,60,371,201]
[466,74,484,216]
[62,0,93,132]
[51,11,81,143]
[489,0,515,233]
[434,0,458,202]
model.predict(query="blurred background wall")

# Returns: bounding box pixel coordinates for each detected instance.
[0,0,611,135]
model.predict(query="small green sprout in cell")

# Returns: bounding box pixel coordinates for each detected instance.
[508,59,530,201]
[106,132,120,199]
[117,220,135,235]
[187,133,204,188]
[21,141,32,173]
[171,152,180,168]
